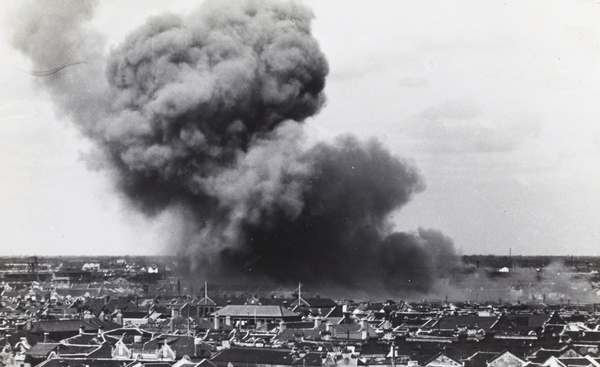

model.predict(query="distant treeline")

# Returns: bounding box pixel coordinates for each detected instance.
[2,254,599,273]
[462,255,600,270]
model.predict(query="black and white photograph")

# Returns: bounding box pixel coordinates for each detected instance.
[0,1,598,366]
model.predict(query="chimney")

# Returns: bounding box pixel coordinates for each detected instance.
[322,329,331,341]
[162,340,169,359]
[79,325,84,335]
[194,338,201,357]
[170,308,179,333]
[97,326,104,338]
[115,309,123,326]
[314,316,322,329]
[361,318,369,340]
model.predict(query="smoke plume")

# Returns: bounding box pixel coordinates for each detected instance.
[10,0,461,294]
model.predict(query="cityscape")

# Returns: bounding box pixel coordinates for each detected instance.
[0,255,599,367]
[1,0,598,367]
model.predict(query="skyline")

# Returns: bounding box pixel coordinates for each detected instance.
[0,0,598,257]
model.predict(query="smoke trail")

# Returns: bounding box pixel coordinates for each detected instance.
[10,0,461,294]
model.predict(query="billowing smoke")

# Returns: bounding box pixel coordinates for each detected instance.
[10,0,461,294]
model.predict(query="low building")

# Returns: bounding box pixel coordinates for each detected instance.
[211,305,301,330]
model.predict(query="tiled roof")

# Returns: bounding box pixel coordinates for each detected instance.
[197,359,218,367]
[332,324,361,333]
[324,307,343,318]
[54,288,101,298]
[32,319,115,333]
[58,344,100,356]
[527,347,570,363]
[212,305,300,318]
[211,347,298,365]
[405,336,456,343]
[86,342,113,359]
[37,358,129,367]
[276,328,322,341]
[293,298,337,308]
[492,314,549,332]
[258,298,295,306]
[487,350,526,364]
[143,334,195,356]
[194,318,215,330]
[574,330,600,342]
[431,315,497,331]
[62,333,104,345]
[122,311,149,319]
[103,327,154,345]
[0,290,28,298]
[23,342,59,357]
[81,298,106,317]
[462,351,500,367]
[424,352,462,366]
[284,322,315,329]
[558,357,599,366]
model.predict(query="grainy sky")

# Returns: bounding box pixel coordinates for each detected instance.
[0,0,598,256]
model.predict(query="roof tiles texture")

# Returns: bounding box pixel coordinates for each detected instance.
[212,305,299,318]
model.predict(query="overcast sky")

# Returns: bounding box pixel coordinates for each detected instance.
[0,0,598,257]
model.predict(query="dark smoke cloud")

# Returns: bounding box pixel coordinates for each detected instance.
[220,136,427,286]
[10,0,462,294]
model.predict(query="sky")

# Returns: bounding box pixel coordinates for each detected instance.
[0,0,598,257]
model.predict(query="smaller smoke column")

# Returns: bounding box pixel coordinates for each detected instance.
[10,0,462,295]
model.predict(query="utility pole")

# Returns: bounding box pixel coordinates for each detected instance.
[297,282,307,307]
[384,328,396,367]
[201,281,215,318]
